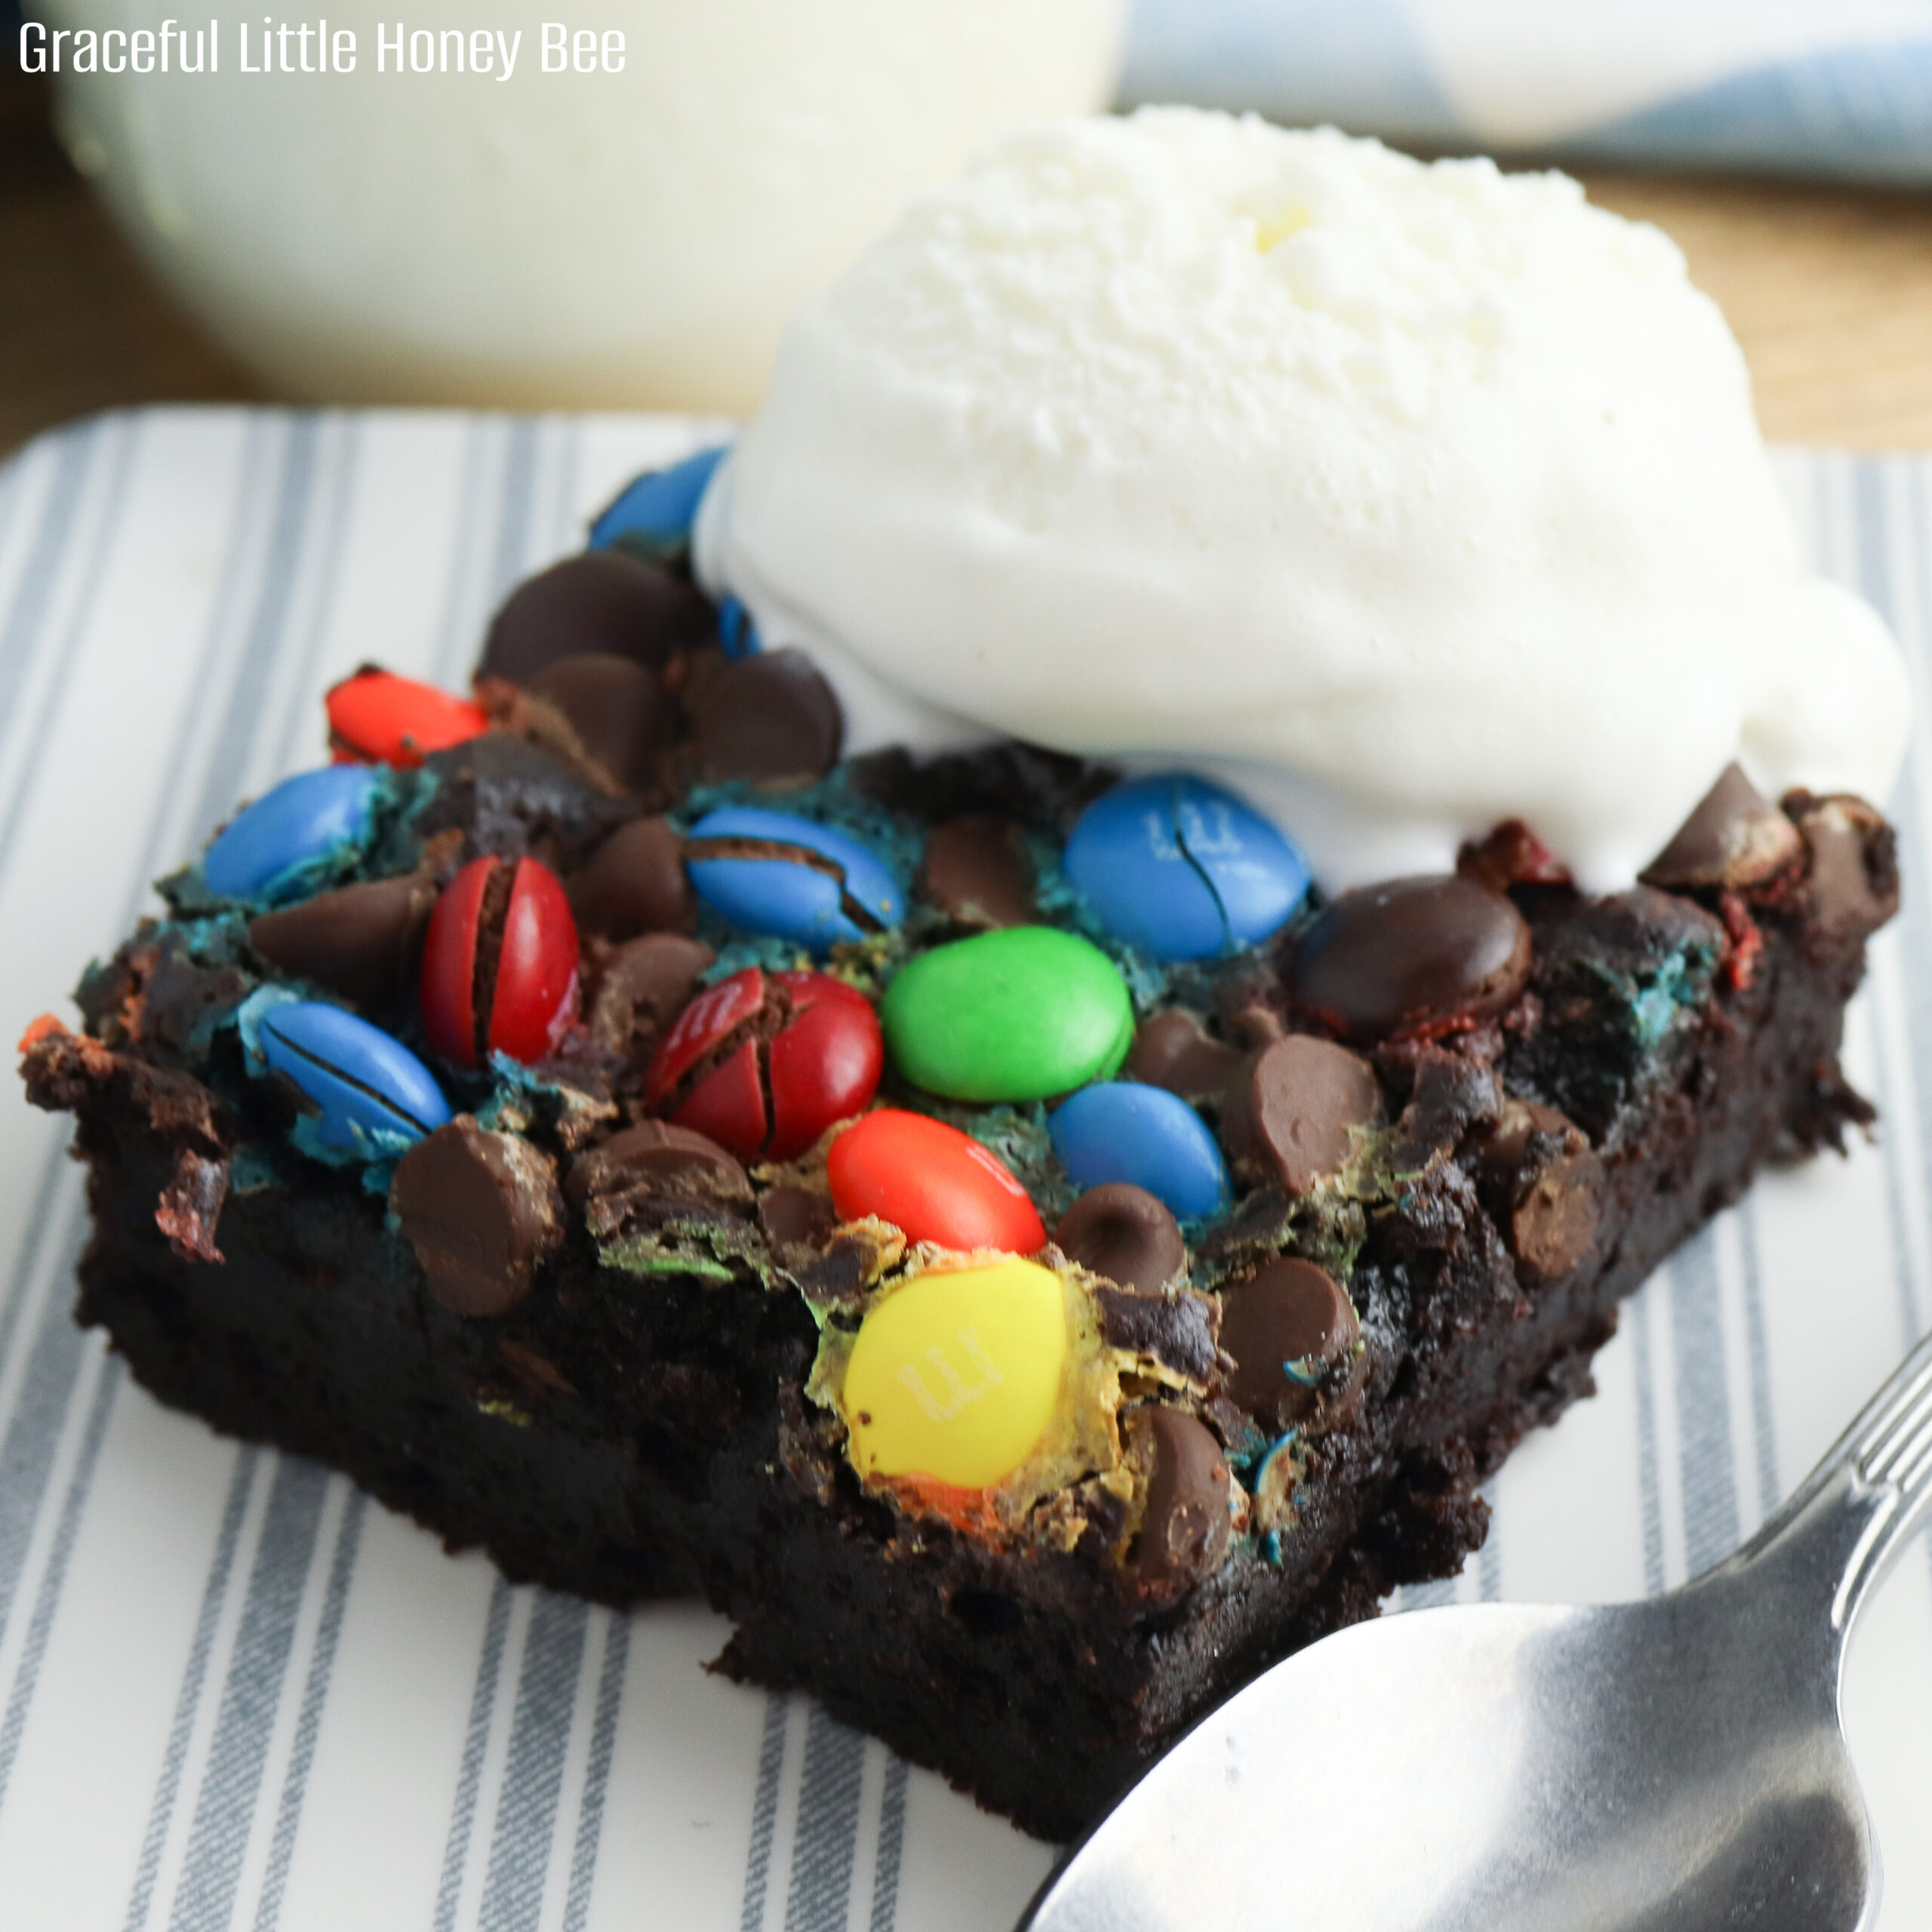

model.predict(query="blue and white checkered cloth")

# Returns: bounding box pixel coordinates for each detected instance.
[1123,0,1932,184]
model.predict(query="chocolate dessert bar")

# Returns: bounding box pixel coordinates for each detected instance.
[20,473,1900,1841]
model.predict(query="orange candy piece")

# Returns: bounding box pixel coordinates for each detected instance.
[829,1109,1046,1254]
[326,668,488,768]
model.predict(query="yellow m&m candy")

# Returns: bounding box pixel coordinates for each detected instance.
[843,1260,1068,1491]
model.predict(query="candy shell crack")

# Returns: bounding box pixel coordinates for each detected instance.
[681,834,886,934]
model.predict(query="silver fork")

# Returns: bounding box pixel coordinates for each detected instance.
[1020,1328,1932,1930]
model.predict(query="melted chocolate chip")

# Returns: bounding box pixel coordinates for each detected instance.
[919,816,1037,930]
[1290,875,1532,1041]
[1641,764,1801,891]
[527,653,674,794]
[1473,1099,1604,1282]
[587,932,715,1073]
[1056,1183,1186,1294]
[684,648,843,789]
[568,817,695,940]
[392,1118,564,1318]
[248,873,437,1014]
[479,552,714,684]
[567,1121,752,1239]
[1219,1257,1360,1429]
[759,1184,838,1255]
[1221,1035,1383,1193]
[1126,1407,1232,1592]
[1126,1010,1244,1103]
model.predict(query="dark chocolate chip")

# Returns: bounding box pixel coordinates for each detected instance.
[1473,1099,1604,1282]
[1126,1407,1232,1591]
[1641,763,1802,891]
[248,873,438,1014]
[392,1118,564,1318]
[1125,1010,1244,1103]
[919,815,1037,930]
[1219,1257,1360,1429]
[1227,1001,1289,1049]
[759,1184,838,1254]
[567,1119,752,1223]
[588,932,715,1069]
[527,653,675,794]
[1221,1035,1383,1193]
[1056,1183,1186,1294]
[479,552,715,684]
[1289,875,1532,1041]
[684,648,842,788]
[568,817,695,940]
[1793,794,1898,941]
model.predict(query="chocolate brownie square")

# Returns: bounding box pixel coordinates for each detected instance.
[21,526,1899,1840]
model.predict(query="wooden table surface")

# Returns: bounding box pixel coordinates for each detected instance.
[5,72,1932,458]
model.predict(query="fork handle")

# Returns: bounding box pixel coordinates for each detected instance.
[1730,1325,1932,1646]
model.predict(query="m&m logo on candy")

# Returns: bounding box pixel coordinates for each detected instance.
[841,1260,1068,1493]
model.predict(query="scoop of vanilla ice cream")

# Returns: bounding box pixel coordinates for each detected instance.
[696,108,1909,891]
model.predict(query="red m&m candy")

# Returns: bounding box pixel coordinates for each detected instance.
[327,668,488,767]
[828,1109,1046,1254]
[645,966,881,1164]
[422,855,580,1068]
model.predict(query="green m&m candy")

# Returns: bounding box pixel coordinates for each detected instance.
[881,927,1134,1103]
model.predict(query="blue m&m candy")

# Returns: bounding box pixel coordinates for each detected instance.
[717,594,761,659]
[257,1001,450,1155]
[684,806,902,953]
[202,766,383,903]
[1049,1080,1230,1220]
[587,445,729,559]
[1064,774,1309,962]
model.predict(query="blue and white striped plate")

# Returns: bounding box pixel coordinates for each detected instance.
[0,411,1927,1930]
